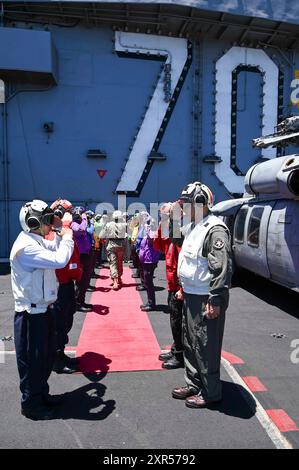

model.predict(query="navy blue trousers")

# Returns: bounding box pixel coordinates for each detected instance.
[168,291,184,359]
[55,281,76,351]
[142,263,157,307]
[14,307,56,410]
[131,245,140,271]
[76,252,92,304]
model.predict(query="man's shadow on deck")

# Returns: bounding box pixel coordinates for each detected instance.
[207,380,256,419]
[54,352,116,421]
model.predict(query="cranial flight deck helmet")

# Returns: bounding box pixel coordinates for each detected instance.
[179,181,214,209]
[19,200,54,232]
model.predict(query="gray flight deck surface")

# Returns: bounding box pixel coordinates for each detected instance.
[0,261,298,449]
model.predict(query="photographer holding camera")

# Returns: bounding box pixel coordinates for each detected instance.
[153,203,184,369]
[10,200,74,420]
[71,206,93,312]
[49,199,82,374]
[85,210,98,291]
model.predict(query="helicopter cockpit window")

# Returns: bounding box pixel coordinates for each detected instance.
[234,207,248,243]
[247,207,264,247]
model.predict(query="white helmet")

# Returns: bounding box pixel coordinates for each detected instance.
[112,210,123,220]
[179,181,214,209]
[19,200,54,232]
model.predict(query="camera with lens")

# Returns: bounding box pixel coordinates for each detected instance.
[54,204,66,220]
[85,210,95,220]
[72,206,85,222]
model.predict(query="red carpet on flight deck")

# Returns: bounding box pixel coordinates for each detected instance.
[76,267,163,373]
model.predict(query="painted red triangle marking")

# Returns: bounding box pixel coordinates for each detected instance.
[97,169,107,179]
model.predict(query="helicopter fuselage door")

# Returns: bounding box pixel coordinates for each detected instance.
[233,202,273,279]
[267,199,299,289]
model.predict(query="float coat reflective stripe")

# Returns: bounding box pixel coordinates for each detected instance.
[178,214,228,295]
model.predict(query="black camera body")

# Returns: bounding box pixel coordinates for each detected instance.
[71,206,85,223]
[54,204,66,220]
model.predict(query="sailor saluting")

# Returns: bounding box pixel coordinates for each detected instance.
[170,182,232,408]
[10,200,74,420]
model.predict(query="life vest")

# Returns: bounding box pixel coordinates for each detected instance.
[178,214,228,295]
[55,241,82,284]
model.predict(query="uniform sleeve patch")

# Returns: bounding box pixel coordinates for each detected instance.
[213,238,225,250]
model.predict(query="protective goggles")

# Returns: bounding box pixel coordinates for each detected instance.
[179,193,207,206]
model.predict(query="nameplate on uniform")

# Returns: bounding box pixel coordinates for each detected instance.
[69,263,78,270]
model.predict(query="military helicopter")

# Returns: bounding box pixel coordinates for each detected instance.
[211,116,299,291]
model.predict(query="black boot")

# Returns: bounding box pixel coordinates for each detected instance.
[53,350,77,374]
[162,356,184,369]
[62,351,80,367]
[158,351,173,361]
[140,304,156,312]
[87,285,96,292]
[76,302,93,312]
[21,405,55,421]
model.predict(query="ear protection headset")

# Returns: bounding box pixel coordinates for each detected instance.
[19,200,54,232]
[179,182,214,209]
